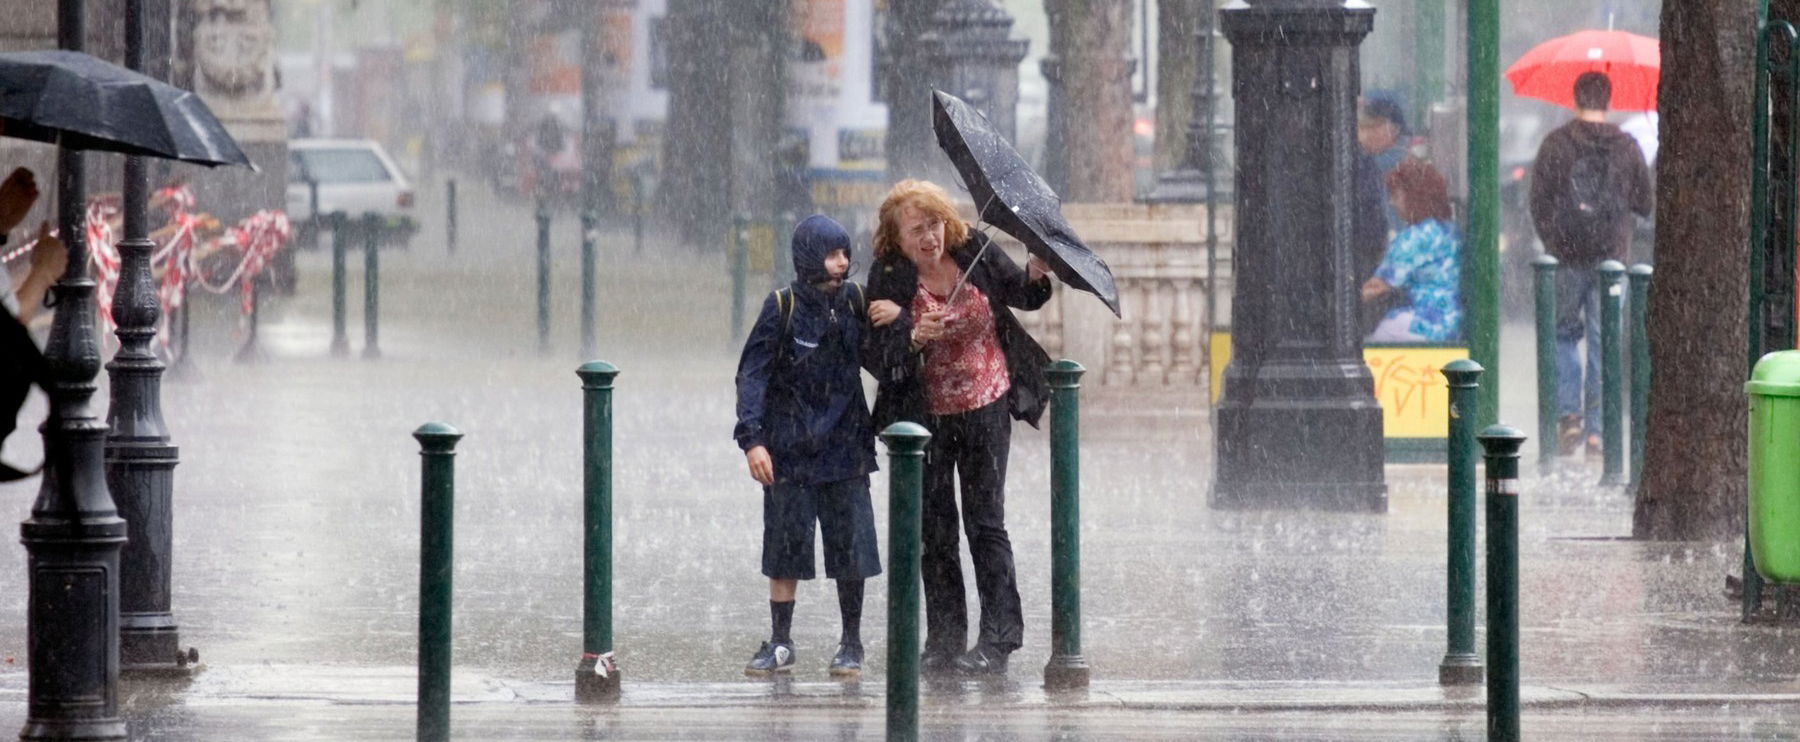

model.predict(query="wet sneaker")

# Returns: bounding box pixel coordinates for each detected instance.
[951,644,1009,676]
[744,641,795,676]
[1557,415,1583,457]
[829,642,864,678]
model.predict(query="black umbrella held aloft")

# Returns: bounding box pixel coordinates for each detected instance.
[0,50,253,168]
[932,89,1119,316]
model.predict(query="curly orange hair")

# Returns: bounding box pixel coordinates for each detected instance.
[872,179,970,261]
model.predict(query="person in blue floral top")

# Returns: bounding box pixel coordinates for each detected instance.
[1362,158,1463,343]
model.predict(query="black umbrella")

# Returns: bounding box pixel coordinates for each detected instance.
[932,89,1119,316]
[0,49,252,168]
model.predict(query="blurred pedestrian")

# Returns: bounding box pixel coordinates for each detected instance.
[1529,71,1653,457]
[1363,159,1463,343]
[733,215,899,679]
[864,179,1052,677]
[1359,90,1412,233]
[2,166,64,482]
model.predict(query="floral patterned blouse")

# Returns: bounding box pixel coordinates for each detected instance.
[914,282,1011,416]
[1375,218,1464,342]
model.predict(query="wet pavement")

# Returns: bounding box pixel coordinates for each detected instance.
[0,180,1798,739]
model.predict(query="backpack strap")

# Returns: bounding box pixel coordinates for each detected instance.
[849,282,867,321]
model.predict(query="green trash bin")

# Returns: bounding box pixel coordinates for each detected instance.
[1749,350,1800,583]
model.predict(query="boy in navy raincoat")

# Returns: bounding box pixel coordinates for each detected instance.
[734,215,903,677]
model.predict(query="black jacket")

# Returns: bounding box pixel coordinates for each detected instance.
[865,231,1054,430]
[733,216,878,485]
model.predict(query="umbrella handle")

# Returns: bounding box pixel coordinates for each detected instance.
[946,232,993,308]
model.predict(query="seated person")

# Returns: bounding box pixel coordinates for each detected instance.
[1362,159,1463,343]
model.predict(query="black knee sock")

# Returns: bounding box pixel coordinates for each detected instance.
[836,579,864,645]
[770,600,794,645]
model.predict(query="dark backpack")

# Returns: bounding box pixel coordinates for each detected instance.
[1559,141,1626,264]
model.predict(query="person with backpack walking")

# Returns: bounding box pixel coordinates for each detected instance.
[1529,71,1654,457]
[733,214,903,678]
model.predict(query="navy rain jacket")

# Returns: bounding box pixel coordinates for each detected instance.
[733,215,878,485]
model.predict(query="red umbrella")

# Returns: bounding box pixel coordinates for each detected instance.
[1505,30,1661,112]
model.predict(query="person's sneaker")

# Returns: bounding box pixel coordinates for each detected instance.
[1585,433,1602,458]
[744,641,795,677]
[1557,415,1583,457]
[829,642,864,678]
[920,648,958,676]
[951,644,1009,676]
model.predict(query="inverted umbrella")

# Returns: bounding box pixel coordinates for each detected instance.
[932,90,1120,316]
[1505,29,1660,112]
[0,49,253,168]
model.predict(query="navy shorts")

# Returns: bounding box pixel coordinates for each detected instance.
[762,476,883,580]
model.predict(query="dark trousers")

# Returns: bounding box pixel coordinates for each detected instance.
[921,399,1022,656]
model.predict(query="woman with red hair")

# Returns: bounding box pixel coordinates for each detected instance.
[864,178,1052,676]
[1362,159,1464,343]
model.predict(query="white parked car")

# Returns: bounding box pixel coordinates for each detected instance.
[286,138,416,247]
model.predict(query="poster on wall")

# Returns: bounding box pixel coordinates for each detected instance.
[791,0,845,110]
[600,1,635,87]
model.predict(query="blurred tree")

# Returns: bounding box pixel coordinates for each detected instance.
[882,0,945,180]
[1634,0,1759,540]
[1043,0,1135,202]
[1154,0,1197,175]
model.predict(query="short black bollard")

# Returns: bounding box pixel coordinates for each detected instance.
[537,202,552,355]
[413,422,463,742]
[445,179,458,255]
[1480,424,1526,742]
[363,213,383,360]
[730,213,749,342]
[330,212,351,358]
[1629,264,1653,489]
[579,209,597,360]
[1439,360,1483,685]
[306,177,321,250]
[1043,360,1090,690]
[882,422,931,742]
[1598,260,1625,484]
[575,361,621,702]
[1533,254,1558,474]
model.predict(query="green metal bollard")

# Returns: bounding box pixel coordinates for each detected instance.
[330,212,350,357]
[1043,360,1090,690]
[413,422,463,742]
[363,213,382,360]
[1480,424,1526,742]
[446,179,458,255]
[1533,254,1558,473]
[579,209,597,360]
[1599,260,1625,484]
[575,361,621,702]
[537,202,552,355]
[1439,360,1484,685]
[1628,265,1652,489]
[882,422,931,742]
[731,213,749,342]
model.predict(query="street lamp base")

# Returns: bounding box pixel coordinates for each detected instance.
[19,718,127,742]
[1438,653,1484,685]
[329,338,350,358]
[1042,653,1090,690]
[120,617,188,672]
[1143,169,1218,204]
[575,652,621,703]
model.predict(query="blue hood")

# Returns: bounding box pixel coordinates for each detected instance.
[791,215,851,286]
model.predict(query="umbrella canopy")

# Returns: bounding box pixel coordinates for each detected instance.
[1505,30,1660,112]
[931,90,1120,316]
[0,50,252,168]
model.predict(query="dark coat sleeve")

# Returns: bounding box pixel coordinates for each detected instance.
[1622,137,1654,218]
[733,293,783,452]
[971,234,1053,311]
[1530,131,1568,249]
[863,259,919,384]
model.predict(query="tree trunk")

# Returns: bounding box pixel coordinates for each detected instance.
[1044,0,1136,202]
[1154,0,1197,175]
[658,0,733,249]
[883,0,945,181]
[1634,0,1759,540]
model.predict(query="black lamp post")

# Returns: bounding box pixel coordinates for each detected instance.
[20,0,129,738]
[1147,0,1222,203]
[107,0,193,674]
[1210,0,1387,512]
[922,0,1029,143]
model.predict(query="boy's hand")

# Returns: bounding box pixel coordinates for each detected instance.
[1027,255,1050,283]
[868,299,902,327]
[746,445,774,486]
